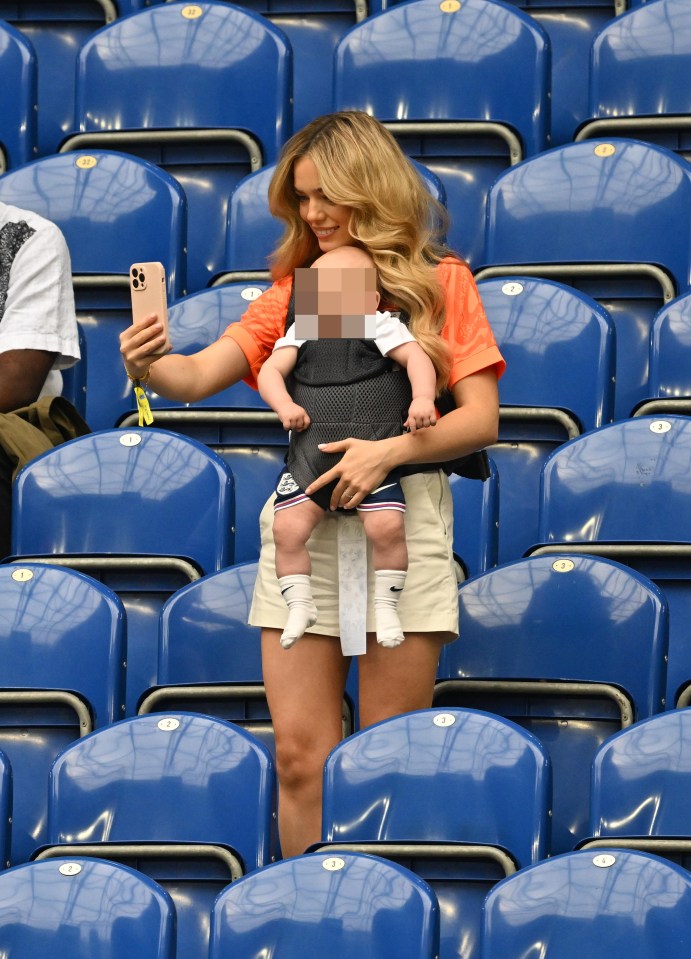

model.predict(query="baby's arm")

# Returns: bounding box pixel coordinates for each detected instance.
[387,340,437,433]
[257,346,311,431]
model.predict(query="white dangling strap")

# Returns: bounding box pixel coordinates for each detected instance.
[337,516,368,656]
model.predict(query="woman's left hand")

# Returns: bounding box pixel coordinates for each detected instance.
[305,437,395,511]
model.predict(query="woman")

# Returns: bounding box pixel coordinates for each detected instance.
[120,111,504,858]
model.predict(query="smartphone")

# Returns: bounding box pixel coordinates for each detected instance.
[129,261,169,354]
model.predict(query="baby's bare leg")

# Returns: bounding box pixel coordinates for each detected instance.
[273,499,324,649]
[360,508,408,649]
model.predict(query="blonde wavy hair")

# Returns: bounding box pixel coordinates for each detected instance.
[268,112,453,392]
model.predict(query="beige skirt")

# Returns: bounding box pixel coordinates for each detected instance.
[249,469,460,640]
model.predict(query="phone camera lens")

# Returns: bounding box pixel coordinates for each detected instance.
[132,279,139,288]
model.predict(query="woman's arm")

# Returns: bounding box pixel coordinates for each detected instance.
[120,311,251,403]
[305,367,500,510]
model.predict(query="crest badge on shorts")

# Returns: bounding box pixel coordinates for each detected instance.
[277,471,301,496]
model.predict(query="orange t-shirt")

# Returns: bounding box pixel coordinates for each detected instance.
[222,257,505,390]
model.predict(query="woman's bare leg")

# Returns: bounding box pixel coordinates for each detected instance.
[357,630,448,727]
[262,627,350,858]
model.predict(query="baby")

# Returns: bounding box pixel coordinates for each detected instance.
[257,245,438,650]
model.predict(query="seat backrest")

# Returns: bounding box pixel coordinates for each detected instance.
[481,848,691,959]
[220,159,446,280]
[588,0,691,133]
[322,707,551,867]
[0,749,11,867]
[74,2,291,163]
[210,852,439,959]
[0,0,115,156]
[647,291,691,404]
[12,428,234,575]
[538,415,691,546]
[0,562,125,728]
[483,138,691,291]
[441,554,668,720]
[590,710,691,841]
[0,562,125,864]
[477,276,615,432]
[334,0,549,155]
[448,461,499,577]
[0,19,36,170]
[69,2,292,290]
[159,563,262,685]
[48,712,275,871]
[0,857,175,958]
[0,150,187,429]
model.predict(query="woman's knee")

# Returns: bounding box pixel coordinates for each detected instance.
[273,725,338,790]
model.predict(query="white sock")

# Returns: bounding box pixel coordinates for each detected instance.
[374,569,407,648]
[278,574,318,649]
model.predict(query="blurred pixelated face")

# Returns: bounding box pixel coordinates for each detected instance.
[295,266,378,339]
[293,156,352,252]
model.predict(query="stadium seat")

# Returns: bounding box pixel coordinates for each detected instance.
[60,1,292,292]
[0,0,117,157]
[0,749,11,868]
[0,149,186,430]
[315,707,550,959]
[477,138,691,419]
[435,554,667,855]
[0,857,175,959]
[0,20,36,172]
[138,560,354,751]
[576,0,691,158]
[448,460,499,577]
[481,847,691,959]
[232,0,365,133]
[529,415,691,709]
[370,0,622,146]
[476,276,615,561]
[0,562,125,864]
[38,712,275,959]
[583,709,691,866]
[60,321,87,419]
[210,851,440,959]
[213,159,446,286]
[333,0,550,266]
[11,428,234,715]
[634,290,691,417]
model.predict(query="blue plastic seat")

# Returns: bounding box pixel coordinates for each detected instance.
[448,459,499,577]
[478,138,691,419]
[60,1,292,292]
[214,159,446,285]
[211,851,439,959]
[316,707,550,959]
[0,19,36,172]
[0,857,175,959]
[38,712,275,959]
[577,0,691,158]
[530,415,691,709]
[231,0,364,133]
[334,0,550,266]
[371,0,621,146]
[12,428,234,714]
[634,290,691,418]
[0,1,117,157]
[0,149,186,430]
[435,554,667,855]
[583,709,691,866]
[481,847,691,959]
[0,749,12,868]
[476,276,615,561]
[0,562,124,864]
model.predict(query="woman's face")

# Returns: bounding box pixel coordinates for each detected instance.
[293,155,352,252]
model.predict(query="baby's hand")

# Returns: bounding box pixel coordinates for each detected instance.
[404,397,437,433]
[277,402,311,431]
